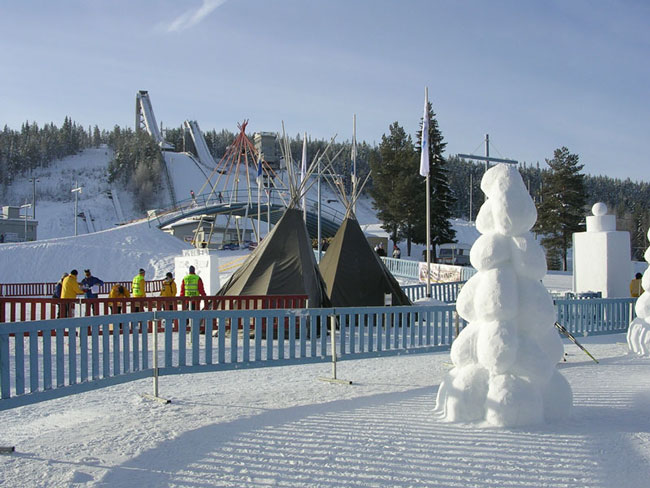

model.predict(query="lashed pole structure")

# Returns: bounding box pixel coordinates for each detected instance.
[193,121,284,246]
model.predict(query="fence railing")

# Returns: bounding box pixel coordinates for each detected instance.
[554,297,635,335]
[380,256,478,282]
[0,304,461,410]
[0,295,308,323]
[0,295,639,410]
[0,280,165,298]
[402,281,466,303]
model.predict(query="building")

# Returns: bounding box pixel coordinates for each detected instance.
[1,206,38,242]
[163,215,254,249]
[253,132,281,170]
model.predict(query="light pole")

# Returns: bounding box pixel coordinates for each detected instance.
[20,203,31,242]
[29,177,39,219]
[71,182,82,236]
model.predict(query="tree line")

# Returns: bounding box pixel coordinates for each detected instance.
[1,118,648,268]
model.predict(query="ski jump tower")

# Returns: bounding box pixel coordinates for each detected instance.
[136,90,174,150]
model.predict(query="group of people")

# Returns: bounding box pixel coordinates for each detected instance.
[373,242,401,259]
[52,266,207,316]
[53,269,105,300]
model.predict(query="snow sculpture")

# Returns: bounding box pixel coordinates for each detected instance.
[627,229,650,355]
[434,164,572,427]
[573,202,631,297]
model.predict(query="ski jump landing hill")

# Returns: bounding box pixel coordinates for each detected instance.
[136,91,215,208]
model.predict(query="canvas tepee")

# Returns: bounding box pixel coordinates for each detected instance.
[216,126,335,308]
[318,173,411,307]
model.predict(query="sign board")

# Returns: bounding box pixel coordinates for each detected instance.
[174,249,220,295]
[418,262,462,283]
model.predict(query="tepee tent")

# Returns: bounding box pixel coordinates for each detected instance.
[216,126,333,308]
[318,173,411,307]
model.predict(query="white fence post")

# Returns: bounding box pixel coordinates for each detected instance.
[318,313,351,385]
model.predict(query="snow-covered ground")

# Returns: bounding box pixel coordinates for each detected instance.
[1,334,649,487]
[3,149,650,486]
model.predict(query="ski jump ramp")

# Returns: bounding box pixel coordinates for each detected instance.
[135,90,174,150]
[184,120,216,169]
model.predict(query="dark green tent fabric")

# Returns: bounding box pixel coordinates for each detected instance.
[319,217,411,307]
[217,208,330,308]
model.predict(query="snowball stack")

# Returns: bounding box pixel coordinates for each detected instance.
[434,164,572,427]
[627,231,650,355]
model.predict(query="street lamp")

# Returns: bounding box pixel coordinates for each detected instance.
[29,177,39,219]
[20,203,31,242]
[71,182,82,236]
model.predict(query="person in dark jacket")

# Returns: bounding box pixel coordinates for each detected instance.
[53,272,68,299]
[81,269,104,299]
[53,272,68,318]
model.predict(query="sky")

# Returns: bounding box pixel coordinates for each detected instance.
[1,0,649,181]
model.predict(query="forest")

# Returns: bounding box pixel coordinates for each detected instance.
[1,118,648,262]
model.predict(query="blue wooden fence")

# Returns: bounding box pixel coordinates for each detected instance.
[0,297,636,410]
[380,256,477,281]
[402,282,466,303]
[0,304,461,410]
[555,298,635,335]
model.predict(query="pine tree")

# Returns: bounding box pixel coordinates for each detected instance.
[369,122,417,248]
[534,147,587,270]
[415,101,456,259]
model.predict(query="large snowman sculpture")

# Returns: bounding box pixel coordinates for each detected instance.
[627,229,650,355]
[434,164,572,427]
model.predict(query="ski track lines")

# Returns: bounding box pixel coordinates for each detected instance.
[2,342,650,487]
[100,391,602,487]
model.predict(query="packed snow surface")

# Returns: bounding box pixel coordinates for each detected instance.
[1,335,650,487]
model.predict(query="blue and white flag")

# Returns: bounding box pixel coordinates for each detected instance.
[419,89,430,177]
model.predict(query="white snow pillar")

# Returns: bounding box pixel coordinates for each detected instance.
[573,202,631,298]
[174,249,220,295]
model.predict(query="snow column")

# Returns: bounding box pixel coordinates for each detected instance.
[627,230,650,355]
[434,164,572,427]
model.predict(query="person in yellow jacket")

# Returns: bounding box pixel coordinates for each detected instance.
[630,272,644,298]
[60,269,87,317]
[108,284,130,314]
[160,271,177,310]
[132,268,146,312]
[160,272,177,297]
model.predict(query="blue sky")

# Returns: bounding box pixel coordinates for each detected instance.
[1,0,648,180]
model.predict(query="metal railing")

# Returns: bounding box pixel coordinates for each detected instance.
[0,303,461,410]
[0,280,164,298]
[0,295,308,323]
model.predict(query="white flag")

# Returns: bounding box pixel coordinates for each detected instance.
[419,90,430,177]
[301,132,307,212]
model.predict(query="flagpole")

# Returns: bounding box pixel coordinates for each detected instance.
[426,167,431,297]
[301,132,307,222]
[256,155,262,241]
[420,87,432,298]
[352,114,357,215]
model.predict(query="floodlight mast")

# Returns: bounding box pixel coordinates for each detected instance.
[71,182,82,236]
[457,134,518,221]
